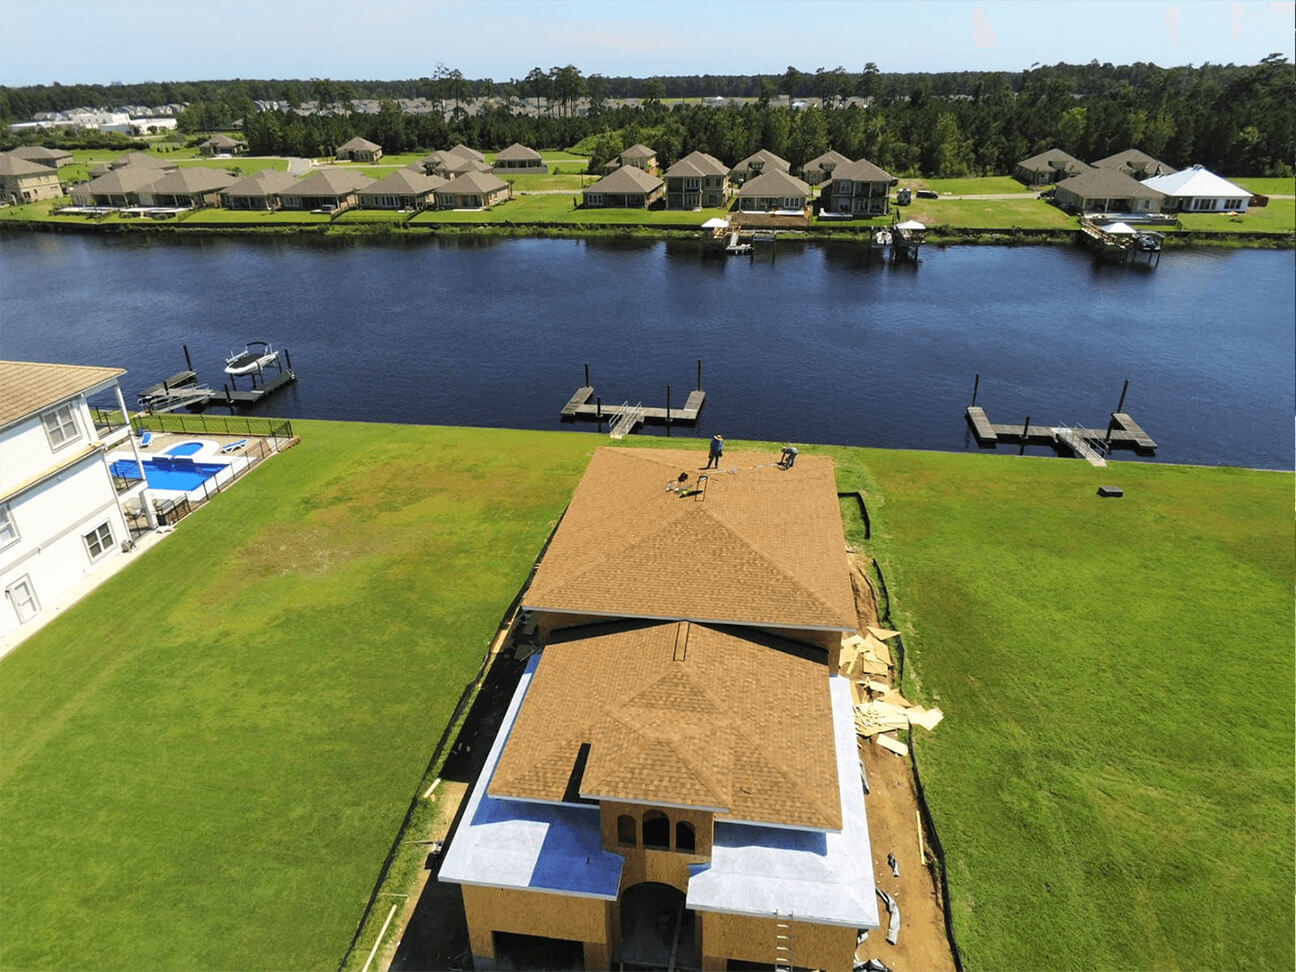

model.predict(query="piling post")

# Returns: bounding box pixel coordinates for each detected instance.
[285,347,293,371]
[584,363,590,387]
[183,344,192,372]
[696,359,702,391]
[1116,379,1129,413]
[666,385,672,437]
[971,373,980,406]
[1019,415,1030,455]
[596,396,602,431]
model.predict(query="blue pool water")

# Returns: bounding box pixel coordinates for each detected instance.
[110,458,224,491]
[165,441,204,457]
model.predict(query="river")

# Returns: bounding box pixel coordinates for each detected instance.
[1,232,1291,469]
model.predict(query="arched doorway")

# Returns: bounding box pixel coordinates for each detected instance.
[618,881,698,969]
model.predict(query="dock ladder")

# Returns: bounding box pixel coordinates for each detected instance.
[609,402,646,440]
[773,912,794,971]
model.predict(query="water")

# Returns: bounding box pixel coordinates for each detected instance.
[1,232,1291,469]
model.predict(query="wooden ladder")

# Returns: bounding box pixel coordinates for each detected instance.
[773,913,794,971]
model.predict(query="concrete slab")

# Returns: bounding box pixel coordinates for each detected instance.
[438,656,624,899]
[685,677,880,928]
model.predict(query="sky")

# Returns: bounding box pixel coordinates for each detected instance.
[2,0,1292,87]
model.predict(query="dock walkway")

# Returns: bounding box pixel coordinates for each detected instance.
[966,405,1156,455]
[561,385,706,437]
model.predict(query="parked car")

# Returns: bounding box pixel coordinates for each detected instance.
[896,187,911,205]
[915,189,939,199]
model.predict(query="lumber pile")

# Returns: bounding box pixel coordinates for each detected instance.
[840,626,944,757]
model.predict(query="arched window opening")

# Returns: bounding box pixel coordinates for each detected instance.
[617,814,636,847]
[675,821,696,853]
[643,810,670,849]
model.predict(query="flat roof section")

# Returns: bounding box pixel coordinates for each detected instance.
[684,677,880,928]
[437,655,625,899]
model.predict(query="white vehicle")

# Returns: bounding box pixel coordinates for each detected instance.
[223,341,278,376]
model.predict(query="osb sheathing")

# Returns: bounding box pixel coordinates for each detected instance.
[600,800,714,860]
[460,884,613,959]
[699,911,857,972]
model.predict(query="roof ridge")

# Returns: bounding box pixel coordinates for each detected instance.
[728,719,838,825]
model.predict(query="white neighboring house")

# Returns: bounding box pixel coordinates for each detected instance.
[0,361,151,642]
[1141,166,1252,213]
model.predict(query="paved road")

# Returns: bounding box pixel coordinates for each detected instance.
[284,157,311,175]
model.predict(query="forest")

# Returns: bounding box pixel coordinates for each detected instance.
[2,59,1291,177]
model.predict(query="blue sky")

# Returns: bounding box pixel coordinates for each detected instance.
[2,0,1292,87]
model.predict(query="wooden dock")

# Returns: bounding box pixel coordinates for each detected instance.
[561,386,706,423]
[138,349,297,414]
[965,405,1157,454]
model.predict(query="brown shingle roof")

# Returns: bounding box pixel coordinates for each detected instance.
[80,167,164,194]
[289,168,375,195]
[1091,148,1176,178]
[489,620,842,829]
[220,169,298,197]
[736,169,809,198]
[664,151,729,178]
[731,149,791,177]
[832,158,895,184]
[620,143,656,160]
[109,151,175,170]
[585,165,663,194]
[0,360,124,429]
[0,153,50,177]
[803,149,851,174]
[336,136,381,154]
[1016,147,1091,176]
[1055,167,1165,199]
[523,448,856,631]
[359,168,446,195]
[495,142,542,162]
[449,143,485,162]
[145,167,238,194]
[10,145,73,163]
[200,134,243,149]
[437,170,508,194]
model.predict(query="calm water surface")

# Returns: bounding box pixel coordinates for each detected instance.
[1,232,1291,469]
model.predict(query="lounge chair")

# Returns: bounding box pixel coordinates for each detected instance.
[139,431,152,448]
[220,438,248,454]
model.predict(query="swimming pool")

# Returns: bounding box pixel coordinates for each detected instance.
[164,441,204,457]
[110,457,225,491]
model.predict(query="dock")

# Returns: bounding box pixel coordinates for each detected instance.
[965,406,1157,456]
[138,346,297,414]
[560,363,706,437]
[1077,217,1163,265]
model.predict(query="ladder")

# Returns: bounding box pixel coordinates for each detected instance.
[773,913,794,971]
[609,402,645,440]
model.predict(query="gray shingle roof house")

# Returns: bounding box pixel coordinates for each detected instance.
[736,169,809,213]
[730,149,792,184]
[335,136,382,162]
[1013,148,1092,186]
[449,143,485,162]
[358,169,447,210]
[10,145,73,168]
[69,166,163,206]
[821,158,897,217]
[0,152,64,204]
[664,151,731,209]
[139,167,237,207]
[1090,149,1175,180]
[801,150,851,185]
[434,170,510,209]
[492,143,545,172]
[1053,167,1165,213]
[109,151,177,171]
[219,169,299,210]
[279,168,375,211]
[420,149,492,179]
[581,165,665,208]
[615,143,658,172]
[199,134,245,157]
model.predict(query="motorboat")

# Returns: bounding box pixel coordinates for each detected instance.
[224,341,278,376]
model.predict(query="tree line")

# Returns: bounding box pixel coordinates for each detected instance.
[2,58,1291,176]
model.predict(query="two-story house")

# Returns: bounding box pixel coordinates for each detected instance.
[439,447,879,971]
[663,151,731,210]
[0,153,64,205]
[822,158,897,218]
[0,361,150,642]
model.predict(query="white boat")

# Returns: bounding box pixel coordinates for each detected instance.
[224,341,277,376]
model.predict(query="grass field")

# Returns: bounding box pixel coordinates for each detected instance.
[408,195,728,225]
[0,421,596,971]
[894,197,1076,229]
[1227,176,1295,196]
[1171,197,1295,234]
[898,176,1029,195]
[844,450,1294,970]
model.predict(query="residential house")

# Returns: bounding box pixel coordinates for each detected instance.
[108,151,177,171]
[69,166,163,207]
[448,143,485,163]
[821,158,897,217]
[9,145,73,169]
[663,151,731,209]
[615,143,658,172]
[334,136,382,162]
[801,149,851,186]
[581,165,664,208]
[1013,148,1092,186]
[1091,149,1176,180]
[420,149,492,179]
[219,169,298,210]
[357,169,446,210]
[433,171,510,209]
[277,169,374,212]
[198,134,245,157]
[729,148,791,185]
[492,143,546,173]
[438,447,877,971]
[137,168,237,208]
[0,361,145,641]
[1141,165,1251,213]
[0,153,64,204]
[1053,168,1165,213]
[735,169,810,213]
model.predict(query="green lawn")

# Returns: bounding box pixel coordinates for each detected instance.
[409,195,727,226]
[180,208,332,225]
[837,449,1294,970]
[896,197,1076,229]
[899,176,1030,195]
[500,170,595,192]
[177,157,288,175]
[1227,176,1295,196]
[0,421,597,971]
[1171,197,1295,234]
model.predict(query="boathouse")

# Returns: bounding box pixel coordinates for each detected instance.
[438,447,877,971]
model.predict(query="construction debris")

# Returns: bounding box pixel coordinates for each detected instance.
[874,734,909,757]
[867,626,901,641]
[887,853,899,878]
[842,631,945,742]
[876,889,901,945]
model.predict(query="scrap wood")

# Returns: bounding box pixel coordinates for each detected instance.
[866,678,891,695]
[850,680,869,707]
[907,706,945,731]
[878,689,911,709]
[874,733,909,757]
[868,626,901,642]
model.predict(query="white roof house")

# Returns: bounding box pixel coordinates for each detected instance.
[1142,166,1252,213]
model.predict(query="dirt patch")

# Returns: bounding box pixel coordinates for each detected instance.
[856,740,956,972]
[848,554,882,633]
